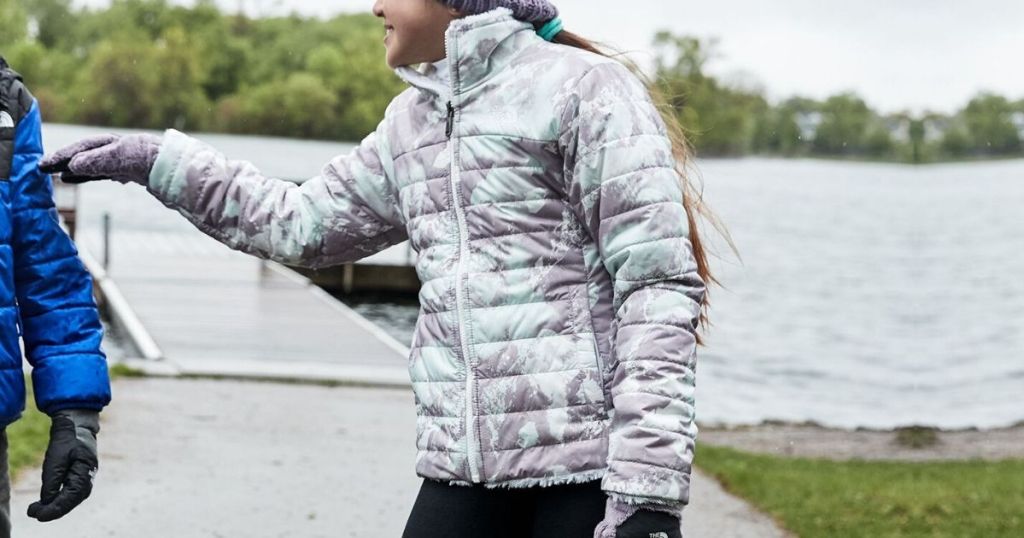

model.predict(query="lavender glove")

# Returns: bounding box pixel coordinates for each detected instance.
[593,496,683,538]
[39,133,163,185]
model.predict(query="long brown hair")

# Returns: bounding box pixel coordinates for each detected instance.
[547,28,738,346]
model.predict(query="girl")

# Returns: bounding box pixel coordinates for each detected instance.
[41,1,723,537]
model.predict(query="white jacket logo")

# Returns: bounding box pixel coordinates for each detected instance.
[0,111,13,128]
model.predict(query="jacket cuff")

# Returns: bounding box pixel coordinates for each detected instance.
[148,128,197,199]
[602,457,693,507]
[608,490,685,512]
[31,354,111,416]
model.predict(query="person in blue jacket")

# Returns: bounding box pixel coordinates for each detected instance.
[0,57,111,536]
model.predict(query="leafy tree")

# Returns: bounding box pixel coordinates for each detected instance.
[907,118,925,163]
[73,38,162,128]
[758,97,820,156]
[218,74,338,139]
[152,27,209,130]
[0,0,28,48]
[19,0,74,50]
[863,121,895,158]
[960,92,1020,155]
[813,93,872,155]
[652,32,764,156]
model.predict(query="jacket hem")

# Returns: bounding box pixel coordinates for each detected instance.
[0,412,22,429]
[482,467,607,489]
[423,467,608,489]
[430,477,474,488]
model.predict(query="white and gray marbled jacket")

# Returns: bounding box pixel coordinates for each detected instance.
[145,6,705,508]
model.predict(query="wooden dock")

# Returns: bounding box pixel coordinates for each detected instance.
[72,180,415,386]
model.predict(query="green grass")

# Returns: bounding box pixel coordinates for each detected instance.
[107,362,146,378]
[7,364,142,478]
[695,444,1024,537]
[5,381,50,478]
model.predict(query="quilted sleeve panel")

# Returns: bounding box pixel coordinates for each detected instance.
[147,116,408,269]
[559,60,706,507]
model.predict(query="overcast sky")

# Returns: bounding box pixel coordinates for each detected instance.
[74,0,1024,115]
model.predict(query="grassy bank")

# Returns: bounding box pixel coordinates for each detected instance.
[5,381,50,478]
[696,444,1024,537]
[6,364,143,478]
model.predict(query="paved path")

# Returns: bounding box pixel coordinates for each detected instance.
[9,378,791,537]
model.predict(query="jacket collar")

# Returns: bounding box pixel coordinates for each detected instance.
[393,7,535,100]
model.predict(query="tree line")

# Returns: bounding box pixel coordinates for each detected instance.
[0,0,406,141]
[1,0,1021,163]
[651,33,1024,163]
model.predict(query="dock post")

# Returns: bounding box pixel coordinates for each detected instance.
[102,212,111,271]
[342,263,354,294]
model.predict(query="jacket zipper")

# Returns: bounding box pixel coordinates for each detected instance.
[444,33,483,484]
[446,101,455,138]
[593,338,611,417]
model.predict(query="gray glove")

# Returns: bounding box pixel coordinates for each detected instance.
[593,496,683,538]
[26,409,101,522]
[39,133,162,185]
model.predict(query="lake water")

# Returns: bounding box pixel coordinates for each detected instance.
[43,124,1024,430]
[690,157,1023,430]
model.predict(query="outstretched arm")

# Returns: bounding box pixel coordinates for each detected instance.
[146,123,408,267]
[41,119,408,269]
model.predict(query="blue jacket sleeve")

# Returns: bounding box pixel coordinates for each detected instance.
[11,98,111,415]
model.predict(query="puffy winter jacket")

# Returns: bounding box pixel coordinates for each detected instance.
[144,7,705,507]
[0,58,111,427]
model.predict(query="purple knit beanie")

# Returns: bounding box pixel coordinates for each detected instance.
[440,0,559,23]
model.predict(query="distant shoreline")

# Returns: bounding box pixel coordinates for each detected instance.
[45,124,1024,166]
[694,152,1024,166]
[697,421,1024,461]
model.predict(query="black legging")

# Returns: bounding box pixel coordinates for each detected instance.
[402,477,606,538]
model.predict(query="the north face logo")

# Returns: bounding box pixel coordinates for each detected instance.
[0,111,13,128]
[648,533,669,538]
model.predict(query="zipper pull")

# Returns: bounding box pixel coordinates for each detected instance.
[445,101,455,139]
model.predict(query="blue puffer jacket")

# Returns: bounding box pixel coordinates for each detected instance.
[1,58,111,427]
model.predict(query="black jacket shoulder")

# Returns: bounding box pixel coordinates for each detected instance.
[0,55,36,181]
[0,55,36,124]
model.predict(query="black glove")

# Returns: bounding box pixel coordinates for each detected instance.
[594,495,684,538]
[26,409,100,522]
[615,508,683,538]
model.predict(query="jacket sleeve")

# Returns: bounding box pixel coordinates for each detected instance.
[10,91,111,415]
[558,61,706,508]
[146,116,408,269]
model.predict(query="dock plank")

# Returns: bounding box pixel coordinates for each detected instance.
[72,180,411,373]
